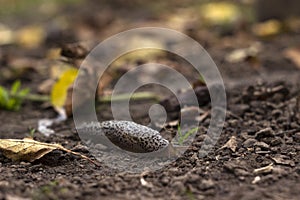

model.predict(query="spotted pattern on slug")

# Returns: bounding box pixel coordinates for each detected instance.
[77,120,169,153]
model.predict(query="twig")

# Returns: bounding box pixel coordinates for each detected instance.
[99,92,160,103]
[58,145,100,166]
[9,93,50,102]
[10,91,160,103]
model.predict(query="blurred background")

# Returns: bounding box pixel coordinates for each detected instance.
[1,0,300,98]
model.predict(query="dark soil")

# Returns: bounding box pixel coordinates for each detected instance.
[0,1,299,200]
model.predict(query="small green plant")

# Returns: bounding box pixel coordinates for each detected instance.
[28,127,36,138]
[177,124,199,145]
[0,80,30,111]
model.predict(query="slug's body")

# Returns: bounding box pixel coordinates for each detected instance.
[78,120,171,154]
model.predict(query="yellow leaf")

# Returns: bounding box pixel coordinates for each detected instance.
[0,138,98,165]
[252,20,282,37]
[200,2,240,25]
[51,68,78,108]
[16,25,45,49]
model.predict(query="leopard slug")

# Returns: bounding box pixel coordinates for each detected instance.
[77,120,173,154]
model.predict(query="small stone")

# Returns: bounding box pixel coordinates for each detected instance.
[270,137,283,146]
[199,179,215,190]
[293,132,300,143]
[252,176,261,184]
[228,119,239,127]
[255,128,275,140]
[224,162,236,172]
[272,166,287,175]
[172,181,185,191]
[240,132,249,140]
[187,174,200,183]
[160,176,169,186]
[271,109,282,118]
[243,138,257,148]
[290,122,300,129]
[229,104,250,116]
[254,141,270,150]
[272,155,295,167]
[72,144,89,153]
[234,168,250,176]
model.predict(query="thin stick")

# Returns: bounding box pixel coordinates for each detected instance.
[9,93,50,102]
[9,92,159,103]
[99,92,160,103]
[58,146,100,166]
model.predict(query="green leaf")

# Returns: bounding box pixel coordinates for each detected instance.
[177,126,198,145]
[0,81,30,111]
[6,98,18,111]
[19,88,30,97]
[0,86,9,108]
[11,80,21,95]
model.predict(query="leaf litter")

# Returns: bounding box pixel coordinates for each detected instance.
[0,138,99,166]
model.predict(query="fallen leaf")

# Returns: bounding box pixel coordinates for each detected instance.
[283,47,300,68]
[16,25,46,49]
[220,136,238,152]
[50,67,78,109]
[252,20,282,37]
[0,23,14,45]
[0,138,98,165]
[199,2,240,26]
[225,42,262,63]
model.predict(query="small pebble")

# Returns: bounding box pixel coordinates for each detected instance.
[270,137,283,146]
[255,128,275,140]
[243,138,257,148]
[293,132,300,143]
[199,179,215,190]
[254,141,270,150]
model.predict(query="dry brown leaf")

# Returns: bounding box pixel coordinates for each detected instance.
[283,47,300,68]
[0,138,98,166]
[220,136,238,152]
